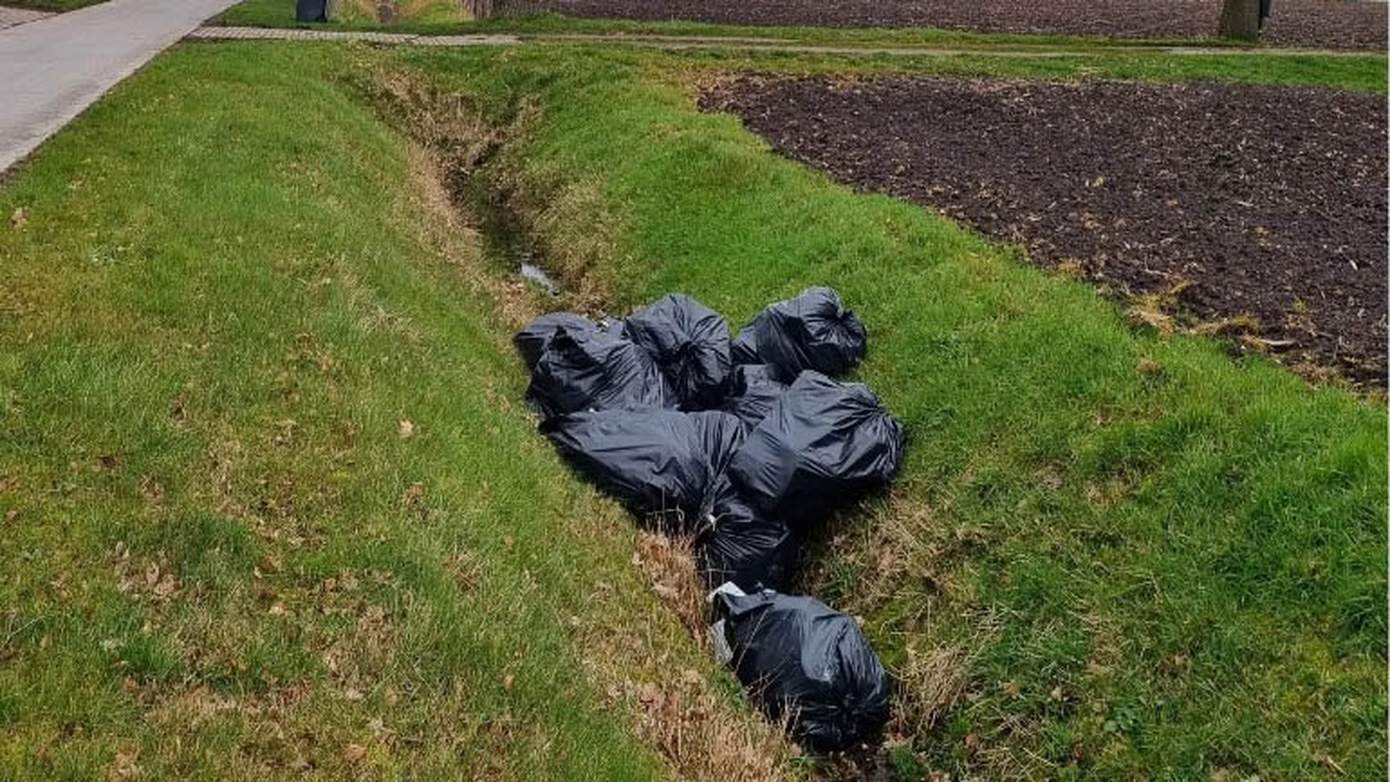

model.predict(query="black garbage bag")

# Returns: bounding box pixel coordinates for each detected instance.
[730,287,867,381]
[622,294,732,409]
[295,0,328,22]
[514,313,601,372]
[719,364,789,432]
[711,587,891,751]
[728,371,905,528]
[542,408,743,531]
[695,485,797,591]
[527,328,673,420]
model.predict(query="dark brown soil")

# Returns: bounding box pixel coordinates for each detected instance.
[700,76,1388,386]
[533,0,1388,50]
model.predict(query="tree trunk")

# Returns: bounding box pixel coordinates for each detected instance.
[464,0,494,19]
[1218,0,1261,41]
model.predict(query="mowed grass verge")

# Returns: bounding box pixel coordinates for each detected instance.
[386,45,1388,779]
[0,43,790,781]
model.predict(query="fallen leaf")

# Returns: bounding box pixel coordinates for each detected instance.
[1050,686,1064,701]
[3,510,16,525]
[152,573,178,598]
[268,601,288,616]
[139,478,165,504]
[110,746,139,781]
[502,674,514,691]
[10,208,26,229]
[342,743,367,764]
[398,419,414,439]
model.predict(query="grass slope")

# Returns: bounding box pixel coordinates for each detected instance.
[0,42,786,781]
[388,45,1388,780]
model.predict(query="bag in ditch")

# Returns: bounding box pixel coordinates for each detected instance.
[719,364,789,432]
[622,293,732,409]
[526,326,673,420]
[728,371,905,529]
[710,586,891,751]
[695,484,797,592]
[542,408,744,532]
[730,286,867,381]
[515,313,606,372]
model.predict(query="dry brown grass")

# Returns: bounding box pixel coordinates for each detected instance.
[551,524,794,782]
[489,144,624,312]
[892,643,971,738]
[408,144,542,330]
[373,68,621,314]
[632,531,710,636]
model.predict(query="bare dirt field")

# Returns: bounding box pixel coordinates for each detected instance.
[533,0,1388,49]
[701,76,1388,385]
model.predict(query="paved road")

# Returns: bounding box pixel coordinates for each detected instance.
[0,0,238,173]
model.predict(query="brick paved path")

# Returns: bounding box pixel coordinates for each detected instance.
[0,6,53,30]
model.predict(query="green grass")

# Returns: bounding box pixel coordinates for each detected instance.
[0,42,785,781]
[327,0,467,27]
[1,35,1385,782]
[382,44,1388,780]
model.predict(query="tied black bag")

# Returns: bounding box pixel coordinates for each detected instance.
[622,294,733,409]
[696,484,797,591]
[731,287,867,381]
[712,587,891,751]
[526,327,673,420]
[514,312,603,372]
[542,408,743,532]
[719,364,789,432]
[728,371,905,529]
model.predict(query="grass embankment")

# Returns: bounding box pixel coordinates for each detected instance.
[0,43,790,781]
[387,44,1388,780]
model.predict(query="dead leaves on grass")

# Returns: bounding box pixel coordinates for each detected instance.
[111,544,181,603]
[565,529,793,782]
